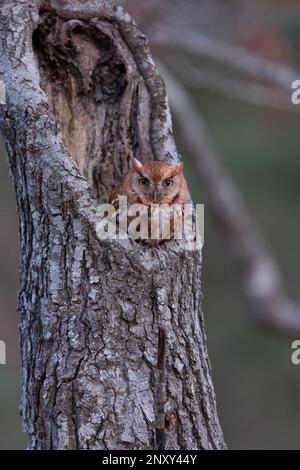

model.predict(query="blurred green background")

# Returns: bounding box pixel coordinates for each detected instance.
[1,0,300,450]
[190,97,300,449]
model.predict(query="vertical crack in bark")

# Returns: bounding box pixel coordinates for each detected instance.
[155,326,166,450]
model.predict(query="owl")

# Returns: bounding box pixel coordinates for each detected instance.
[109,158,189,244]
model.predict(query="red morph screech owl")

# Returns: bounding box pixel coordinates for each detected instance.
[109,158,189,244]
[109,158,189,206]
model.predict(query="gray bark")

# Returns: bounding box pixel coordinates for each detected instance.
[0,0,225,450]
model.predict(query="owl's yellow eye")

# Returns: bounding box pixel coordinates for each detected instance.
[163,179,173,187]
[139,177,149,185]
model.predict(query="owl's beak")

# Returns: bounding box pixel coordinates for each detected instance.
[152,189,158,202]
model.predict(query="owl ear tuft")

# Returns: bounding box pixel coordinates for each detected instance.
[173,162,183,176]
[130,158,143,173]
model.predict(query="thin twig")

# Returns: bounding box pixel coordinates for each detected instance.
[155,29,299,89]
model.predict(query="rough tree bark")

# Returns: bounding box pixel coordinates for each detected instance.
[0,0,225,450]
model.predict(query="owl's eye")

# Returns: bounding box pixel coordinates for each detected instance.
[163,179,173,187]
[139,177,149,185]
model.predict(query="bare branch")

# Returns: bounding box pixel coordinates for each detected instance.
[155,30,299,89]
[171,59,296,112]
[160,64,300,337]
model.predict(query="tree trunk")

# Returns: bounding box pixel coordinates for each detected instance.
[0,0,225,450]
